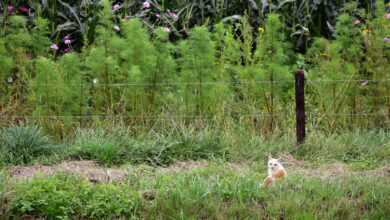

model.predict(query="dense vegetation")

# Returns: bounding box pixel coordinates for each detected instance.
[0,1,389,139]
[0,1,389,219]
[1,166,389,219]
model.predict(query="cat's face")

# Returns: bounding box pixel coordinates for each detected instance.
[267,157,282,171]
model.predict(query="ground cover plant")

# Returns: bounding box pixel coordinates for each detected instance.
[0,0,389,219]
[1,160,389,219]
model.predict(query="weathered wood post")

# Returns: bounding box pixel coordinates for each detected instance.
[295,69,306,145]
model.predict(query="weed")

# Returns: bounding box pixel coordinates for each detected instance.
[0,125,59,165]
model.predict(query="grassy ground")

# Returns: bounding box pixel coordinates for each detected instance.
[0,128,389,219]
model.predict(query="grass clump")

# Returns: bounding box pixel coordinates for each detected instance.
[0,125,59,165]
[69,127,227,166]
[295,130,390,168]
[69,128,130,166]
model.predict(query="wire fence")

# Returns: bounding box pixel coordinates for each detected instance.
[23,78,390,87]
[2,77,390,136]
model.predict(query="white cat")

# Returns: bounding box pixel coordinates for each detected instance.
[263,155,287,187]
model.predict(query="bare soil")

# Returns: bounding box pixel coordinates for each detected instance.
[7,156,390,183]
[280,153,390,180]
[9,161,127,183]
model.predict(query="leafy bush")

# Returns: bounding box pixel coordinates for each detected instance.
[0,125,56,165]
[9,174,141,219]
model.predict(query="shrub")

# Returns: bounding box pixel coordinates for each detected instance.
[0,125,56,164]
[9,174,141,219]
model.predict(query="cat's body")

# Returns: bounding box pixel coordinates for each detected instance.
[263,156,287,187]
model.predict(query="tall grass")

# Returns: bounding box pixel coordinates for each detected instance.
[1,122,388,168]
[0,125,60,165]
[69,126,227,166]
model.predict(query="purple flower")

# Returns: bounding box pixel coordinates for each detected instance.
[112,4,121,12]
[386,13,390,20]
[50,44,59,51]
[7,4,15,14]
[113,25,121,32]
[64,35,71,44]
[156,13,161,18]
[143,1,151,9]
[168,12,178,20]
[18,6,29,13]
[384,37,390,43]
[64,48,71,53]
[163,27,171,33]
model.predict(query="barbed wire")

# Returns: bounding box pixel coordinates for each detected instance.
[1,112,389,119]
[17,78,390,88]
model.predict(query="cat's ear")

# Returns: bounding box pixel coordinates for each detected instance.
[268,154,272,160]
[276,157,281,162]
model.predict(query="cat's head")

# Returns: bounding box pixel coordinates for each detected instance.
[267,155,282,171]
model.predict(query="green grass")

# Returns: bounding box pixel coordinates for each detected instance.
[0,125,62,166]
[1,125,389,170]
[1,163,389,219]
[1,126,389,219]
[68,127,227,166]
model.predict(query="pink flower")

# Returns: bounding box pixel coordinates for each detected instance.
[384,37,390,43]
[50,44,59,51]
[18,6,29,13]
[353,19,361,25]
[385,13,390,20]
[64,35,71,44]
[113,25,121,32]
[168,12,178,20]
[163,27,171,33]
[156,13,161,18]
[143,1,151,9]
[7,5,15,14]
[64,48,71,53]
[112,4,121,12]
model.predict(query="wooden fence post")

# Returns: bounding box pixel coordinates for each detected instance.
[295,69,305,145]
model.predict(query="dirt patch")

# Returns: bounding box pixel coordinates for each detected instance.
[160,160,209,173]
[279,153,308,168]
[7,158,389,183]
[9,161,128,183]
[276,154,389,180]
[8,160,212,183]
